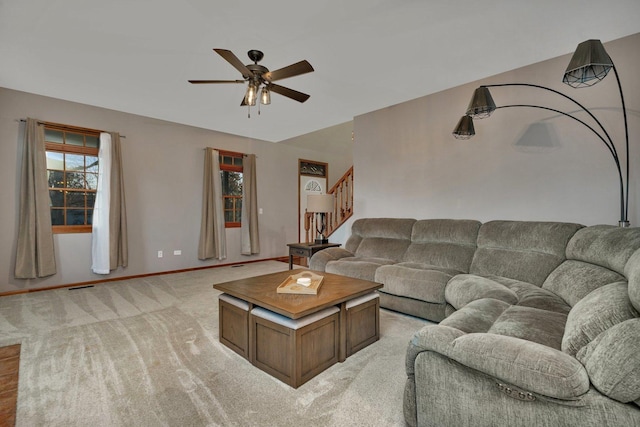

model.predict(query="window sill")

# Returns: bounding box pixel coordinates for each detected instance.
[52,225,92,234]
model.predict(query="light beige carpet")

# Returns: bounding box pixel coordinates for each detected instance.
[0,261,429,426]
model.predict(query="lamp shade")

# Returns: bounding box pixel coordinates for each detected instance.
[563,39,613,88]
[452,115,475,139]
[307,194,333,213]
[466,86,496,118]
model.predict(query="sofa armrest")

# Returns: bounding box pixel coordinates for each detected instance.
[309,247,355,271]
[406,325,463,375]
[407,326,590,400]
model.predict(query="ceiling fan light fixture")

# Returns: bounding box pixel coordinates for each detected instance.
[261,86,271,105]
[189,48,314,111]
[245,82,257,106]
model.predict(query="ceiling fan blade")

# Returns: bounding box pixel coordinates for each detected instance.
[263,60,314,82]
[269,84,310,103]
[188,79,245,84]
[213,48,252,78]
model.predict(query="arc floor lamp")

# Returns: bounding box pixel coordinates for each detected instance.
[453,39,631,227]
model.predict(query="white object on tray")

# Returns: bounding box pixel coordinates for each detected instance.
[296,277,312,286]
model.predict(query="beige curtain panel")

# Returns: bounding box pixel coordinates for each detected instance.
[107,132,129,270]
[198,148,226,260]
[241,153,260,255]
[14,118,57,279]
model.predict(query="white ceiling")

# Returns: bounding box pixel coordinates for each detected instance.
[1,1,639,142]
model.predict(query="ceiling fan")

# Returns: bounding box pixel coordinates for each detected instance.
[189,49,314,109]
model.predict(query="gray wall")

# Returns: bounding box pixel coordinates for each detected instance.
[2,33,638,293]
[353,33,639,227]
[0,88,353,293]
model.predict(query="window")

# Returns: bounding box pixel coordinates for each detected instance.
[219,150,243,228]
[44,123,100,234]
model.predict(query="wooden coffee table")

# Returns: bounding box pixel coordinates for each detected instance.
[214,269,382,387]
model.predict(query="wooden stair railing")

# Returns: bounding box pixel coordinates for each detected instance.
[305,166,353,243]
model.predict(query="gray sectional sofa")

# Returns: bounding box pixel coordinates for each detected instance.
[309,218,640,426]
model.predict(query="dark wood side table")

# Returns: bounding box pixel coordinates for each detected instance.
[287,242,341,269]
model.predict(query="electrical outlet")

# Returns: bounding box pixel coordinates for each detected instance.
[157,250,163,258]
[173,250,182,256]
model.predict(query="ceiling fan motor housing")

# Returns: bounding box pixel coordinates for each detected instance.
[247,64,269,78]
[248,50,264,63]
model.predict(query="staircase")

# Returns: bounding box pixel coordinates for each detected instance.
[304,166,353,243]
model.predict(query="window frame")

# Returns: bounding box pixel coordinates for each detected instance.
[218,150,244,228]
[44,122,101,234]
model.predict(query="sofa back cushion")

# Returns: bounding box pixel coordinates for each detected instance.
[558,227,640,405]
[627,249,640,313]
[402,219,481,273]
[543,261,625,307]
[345,218,416,261]
[576,318,640,404]
[562,282,638,356]
[469,221,583,286]
[543,225,640,306]
[565,225,640,275]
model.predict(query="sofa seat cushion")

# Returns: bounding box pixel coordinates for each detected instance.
[562,282,639,356]
[440,298,511,333]
[325,257,396,281]
[445,274,571,314]
[445,274,518,309]
[492,276,572,314]
[392,262,462,276]
[487,305,568,350]
[441,298,567,350]
[375,264,456,304]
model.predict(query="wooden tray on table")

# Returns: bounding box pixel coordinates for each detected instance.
[277,271,324,295]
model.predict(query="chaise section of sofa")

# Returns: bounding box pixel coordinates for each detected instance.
[404,224,640,427]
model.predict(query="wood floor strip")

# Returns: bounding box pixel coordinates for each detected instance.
[0,344,20,427]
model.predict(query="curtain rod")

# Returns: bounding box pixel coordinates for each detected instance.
[204,148,253,157]
[17,119,126,138]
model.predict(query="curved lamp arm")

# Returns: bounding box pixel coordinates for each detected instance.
[455,39,630,226]
[454,81,629,226]
[564,39,630,222]
[481,83,619,162]
[611,65,630,221]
